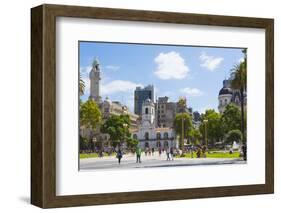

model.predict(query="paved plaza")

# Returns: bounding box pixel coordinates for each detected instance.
[79,153,245,171]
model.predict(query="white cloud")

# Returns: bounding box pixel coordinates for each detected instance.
[238,58,244,63]
[199,52,223,71]
[180,87,203,97]
[105,65,120,71]
[124,95,135,112]
[101,80,143,96]
[154,51,189,80]
[198,105,217,114]
[80,66,91,96]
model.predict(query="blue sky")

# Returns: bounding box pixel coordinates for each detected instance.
[79,41,244,113]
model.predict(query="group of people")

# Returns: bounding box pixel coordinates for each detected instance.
[116,146,175,165]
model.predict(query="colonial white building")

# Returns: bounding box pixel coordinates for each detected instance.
[131,98,177,149]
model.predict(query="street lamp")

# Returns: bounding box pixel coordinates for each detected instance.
[123,123,128,149]
[92,137,96,153]
[181,115,184,151]
[203,119,208,148]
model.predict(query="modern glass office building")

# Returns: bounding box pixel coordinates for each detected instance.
[134,85,154,115]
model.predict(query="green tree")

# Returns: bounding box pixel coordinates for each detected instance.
[80,100,102,130]
[199,109,223,146]
[221,104,241,135]
[231,49,247,142]
[225,129,242,145]
[79,135,89,152]
[126,138,139,150]
[174,112,193,150]
[189,128,202,145]
[101,114,131,148]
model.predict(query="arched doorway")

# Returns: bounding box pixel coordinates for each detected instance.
[156,141,161,148]
[145,142,149,148]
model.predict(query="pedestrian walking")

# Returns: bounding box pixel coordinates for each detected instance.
[158,147,162,156]
[170,147,174,161]
[99,149,103,158]
[242,143,247,161]
[136,146,142,163]
[152,147,155,156]
[166,147,171,161]
[116,148,123,164]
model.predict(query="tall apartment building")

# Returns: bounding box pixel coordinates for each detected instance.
[156,96,177,128]
[134,85,154,115]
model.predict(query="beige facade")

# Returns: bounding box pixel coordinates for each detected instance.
[156,96,177,128]
[101,98,139,128]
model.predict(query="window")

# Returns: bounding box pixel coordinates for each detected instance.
[133,134,138,139]
[145,107,148,114]
[164,132,168,139]
[156,141,161,148]
[145,132,149,140]
[156,132,161,140]
[225,99,227,104]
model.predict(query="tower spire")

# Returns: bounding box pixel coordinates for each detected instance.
[89,57,101,103]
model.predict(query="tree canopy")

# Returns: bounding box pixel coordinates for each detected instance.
[225,129,242,145]
[174,112,193,149]
[221,104,241,134]
[230,49,247,143]
[80,100,102,130]
[101,114,131,147]
[189,128,202,145]
[79,74,85,96]
[199,109,223,145]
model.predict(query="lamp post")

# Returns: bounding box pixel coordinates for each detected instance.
[181,115,184,151]
[123,123,128,150]
[203,119,208,148]
[92,137,96,153]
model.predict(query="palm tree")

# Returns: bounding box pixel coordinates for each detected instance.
[231,50,247,143]
[177,97,187,151]
[79,74,85,96]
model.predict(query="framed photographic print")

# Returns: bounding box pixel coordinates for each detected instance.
[31,4,274,208]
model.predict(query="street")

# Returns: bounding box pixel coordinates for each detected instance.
[79,153,245,171]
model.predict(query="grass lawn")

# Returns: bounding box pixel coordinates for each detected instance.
[178,151,241,159]
[80,153,114,159]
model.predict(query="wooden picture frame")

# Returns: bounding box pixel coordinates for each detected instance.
[31,4,274,208]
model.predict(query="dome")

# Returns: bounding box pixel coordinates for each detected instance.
[143,98,154,106]
[104,96,111,103]
[92,58,100,67]
[145,98,151,103]
[219,87,233,96]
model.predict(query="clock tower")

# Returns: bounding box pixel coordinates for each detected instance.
[89,58,101,103]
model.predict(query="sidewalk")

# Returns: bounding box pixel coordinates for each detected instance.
[80,153,245,171]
